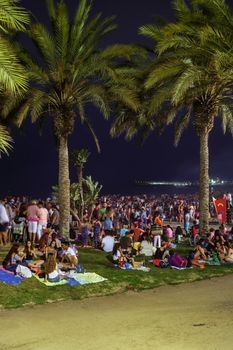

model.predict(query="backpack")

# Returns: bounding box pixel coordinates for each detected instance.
[16,265,32,279]
[76,264,85,273]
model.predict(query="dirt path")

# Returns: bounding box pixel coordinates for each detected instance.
[1,275,233,350]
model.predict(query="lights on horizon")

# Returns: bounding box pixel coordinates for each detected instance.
[136,178,231,187]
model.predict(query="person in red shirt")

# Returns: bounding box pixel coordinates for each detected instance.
[133,223,144,242]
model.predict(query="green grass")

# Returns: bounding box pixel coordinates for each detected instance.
[0,244,233,309]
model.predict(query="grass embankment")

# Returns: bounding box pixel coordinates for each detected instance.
[0,243,233,309]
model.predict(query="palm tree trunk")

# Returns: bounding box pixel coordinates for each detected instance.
[58,136,70,237]
[199,129,210,235]
[78,165,84,222]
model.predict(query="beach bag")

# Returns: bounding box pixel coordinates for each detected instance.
[169,254,187,268]
[159,261,169,268]
[152,259,161,267]
[16,265,32,278]
[76,264,85,273]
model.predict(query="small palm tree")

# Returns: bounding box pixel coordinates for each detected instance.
[83,176,102,221]
[5,0,141,236]
[71,148,90,221]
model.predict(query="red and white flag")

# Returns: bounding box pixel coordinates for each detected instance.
[213,197,227,224]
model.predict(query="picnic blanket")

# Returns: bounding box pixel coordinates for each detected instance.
[34,272,107,286]
[119,266,150,272]
[33,274,79,287]
[0,267,22,285]
[66,272,107,285]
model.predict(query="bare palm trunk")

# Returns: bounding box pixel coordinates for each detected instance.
[199,129,209,235]
[78,165,84,222]
[89,204,95,223]
[58,136,70,237]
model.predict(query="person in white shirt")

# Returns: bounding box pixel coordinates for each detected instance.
[101,231,114,252]
[0,199,10,245]
[61,242,78,268]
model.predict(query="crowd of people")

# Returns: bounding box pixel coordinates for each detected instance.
[0,193,233,281]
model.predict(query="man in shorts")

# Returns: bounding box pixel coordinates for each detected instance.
[61,242,78,268]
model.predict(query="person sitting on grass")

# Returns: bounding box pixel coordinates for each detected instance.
[44,253,62,283]
[224,241,233,263]
[101,230,114,253]
[120,230,133,254]
[140,232,156,256]
[112,243,126,265]
[2,243,24,273]
[152,241,170,267]
[193,239,207,260]
[61,241,78,268]
[23,240,44,271]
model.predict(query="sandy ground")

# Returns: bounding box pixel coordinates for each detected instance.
[0,276,233,350]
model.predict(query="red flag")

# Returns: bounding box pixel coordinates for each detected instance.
[213,197,227,224]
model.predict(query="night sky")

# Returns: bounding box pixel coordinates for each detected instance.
[0,0,233,197]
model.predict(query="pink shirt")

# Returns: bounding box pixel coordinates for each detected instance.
[38,208,48,226]
[167,227,173,238]
[27,205,39,221]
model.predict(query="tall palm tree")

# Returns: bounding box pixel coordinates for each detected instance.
[4,0,140,236]
[71,148,90,221]
[112,0,233,234]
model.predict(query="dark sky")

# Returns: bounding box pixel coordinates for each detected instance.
[1,0,233,197]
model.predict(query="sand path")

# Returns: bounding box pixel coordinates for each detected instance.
[0,275,233,350]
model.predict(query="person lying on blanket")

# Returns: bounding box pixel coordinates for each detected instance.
[168,250,192,269]
[61,242,78,268]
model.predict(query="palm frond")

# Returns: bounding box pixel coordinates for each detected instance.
[0,124,13,156]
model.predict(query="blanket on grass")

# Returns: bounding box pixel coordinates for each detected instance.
[0,267,22,285]
[34,272,107,287]
[33,274,79,287]
[119,266,150,272]
[66,272,107,285]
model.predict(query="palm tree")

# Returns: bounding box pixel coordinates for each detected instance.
[4,0,140,236]
[112,0,233,234]
[0,0,29,155]
[0,125,13,156]
[84,175,102,222]
[0,0,29,93]
[71,148,90,221]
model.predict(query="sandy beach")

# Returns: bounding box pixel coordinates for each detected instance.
[0,275,233,350]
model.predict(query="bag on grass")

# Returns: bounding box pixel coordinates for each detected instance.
[76,264,85,273]
[16,264,32,278]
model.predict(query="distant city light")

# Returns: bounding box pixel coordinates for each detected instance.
[136,178,231,187]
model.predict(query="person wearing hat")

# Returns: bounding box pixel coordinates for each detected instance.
[26,200,39,243]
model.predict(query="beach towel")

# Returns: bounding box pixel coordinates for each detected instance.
[33,274,68,286]
[0,265,14,274]
[67,272,107,285]
[170,266,193,270]
[0,269,22,285]
[119,266,150,272]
